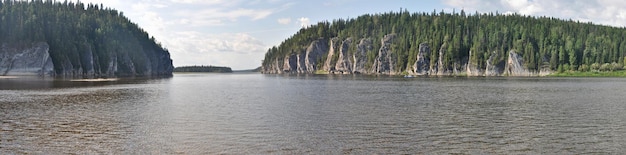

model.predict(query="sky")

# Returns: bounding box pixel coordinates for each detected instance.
[71,0,626,70]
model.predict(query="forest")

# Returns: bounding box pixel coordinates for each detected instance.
[0,0,173,77]
[262,9,626,75]
[173,65,233,73]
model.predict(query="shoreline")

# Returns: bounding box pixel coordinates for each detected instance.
[271,71,626,78]
[548,71,626,77]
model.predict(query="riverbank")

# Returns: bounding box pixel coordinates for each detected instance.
[549,71,626,77]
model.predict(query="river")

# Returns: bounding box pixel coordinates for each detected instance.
[1,73,626,154]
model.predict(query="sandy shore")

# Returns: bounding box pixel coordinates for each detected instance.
[0,76,19,79]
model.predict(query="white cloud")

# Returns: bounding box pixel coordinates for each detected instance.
[171,7,275,27]
[442,0,626,27]
[67,0,292,69]
[165,31,267,69]
[298,17,310,28]
[277,18,292,25]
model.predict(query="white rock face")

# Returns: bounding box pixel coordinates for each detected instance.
[304,39,328,73]
[334,38,353,74]
[322,38,340,71]
[412,43,431,75]
[435,43,447,75]
[261,33,550,76]
[0,42,54,76]
[372,34,397,74]
[465,50,482,76]
[485,51,504,76]
[505,50,529,76]
[353,38,372,74]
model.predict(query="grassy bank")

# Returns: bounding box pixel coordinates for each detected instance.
[314,70,330,74]
[549,71,626,77]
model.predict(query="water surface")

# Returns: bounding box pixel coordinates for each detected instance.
[1,74,626,154]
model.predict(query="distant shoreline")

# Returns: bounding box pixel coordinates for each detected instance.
[173,65,233,73]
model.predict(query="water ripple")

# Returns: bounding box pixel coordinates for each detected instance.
[2,75,626,154]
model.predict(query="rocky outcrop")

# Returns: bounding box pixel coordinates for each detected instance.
[260,39,331,74]
[260,33,552,77]
[296,53,306,73]
[505,50,531,76]
[106,51,119,76]
[0,42,54,76]
[485,51,504,76]
[372,34,397,74]
[435,43,447,75]
[261,58,282,74]
[322,38,341,71]
[412,43,430,75]
[466,50,483,76]
[0,41,173,77]
[283,54,297,73]
[353,38,372,74]
[334,38,353,74]
[304,38,328,72]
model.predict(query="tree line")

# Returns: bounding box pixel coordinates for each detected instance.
[262,9,626,73]
[173,65,233,73]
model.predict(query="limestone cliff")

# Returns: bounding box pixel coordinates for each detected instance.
[261,33,546,77]
[259,10,626,76]
[372,34,397,74]
[504,50,553,76]
[0,1,174,77]
[485,51,505,76]
[435,43,447,75]
[304,39,328,72]
[352,38,372,74]
[465,50,483,76]
[505,50,531,76]
[322,38,341,71]
[411,43,430,75]
[0,42,53,76]
[0,42,173,77]
[334,38,353,74]
[283,54,297,73]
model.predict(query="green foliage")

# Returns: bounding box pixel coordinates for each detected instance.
[0,0,172,76]
[174,65,233,73]
[550,70,626,77]
[314,70,329,74]
[262,10,626,73]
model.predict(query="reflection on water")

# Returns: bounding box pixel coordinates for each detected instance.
[2,74,626,154]
[0,76,147,90]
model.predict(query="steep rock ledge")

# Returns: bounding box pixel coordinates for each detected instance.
[372,34,397,74]
[0,42,173,77]
[261,33,547,77]
[411,43,431,75]
[0,42,54,76]
[334,38,353,74]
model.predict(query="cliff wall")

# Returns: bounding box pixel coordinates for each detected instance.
[0,42,173,77]
[0,42,53,76]
[261,34,547,77]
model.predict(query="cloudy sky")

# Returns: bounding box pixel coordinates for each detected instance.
[72,0,626,70]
